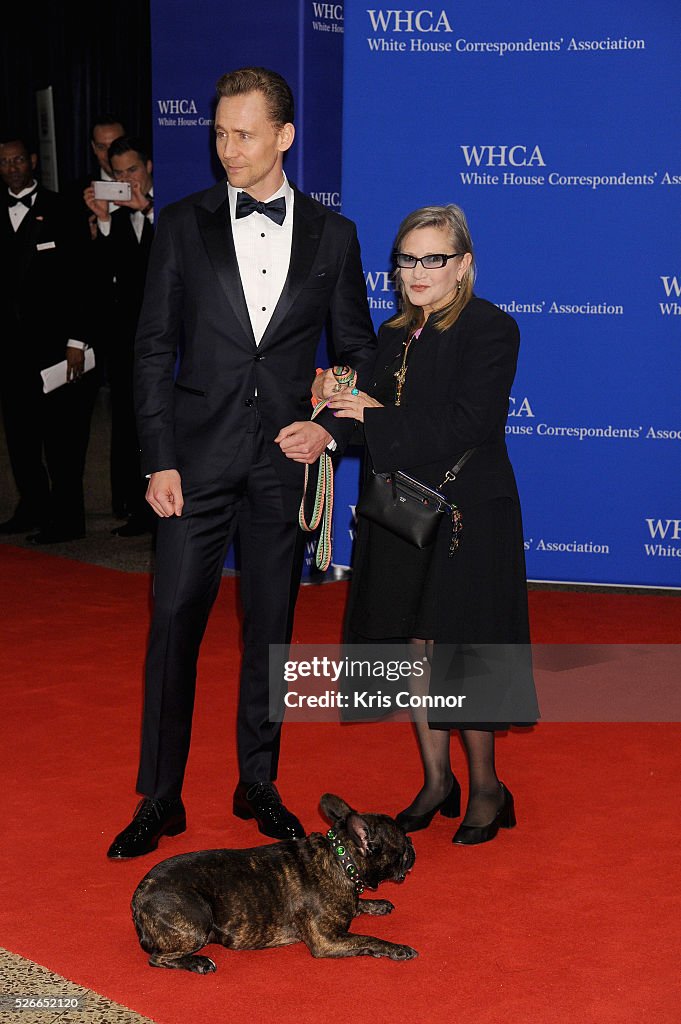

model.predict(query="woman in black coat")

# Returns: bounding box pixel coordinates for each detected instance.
[328,204,537,846]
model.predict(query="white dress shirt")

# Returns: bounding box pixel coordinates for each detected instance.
[7,180,37,231]
[228,176,294,344]
[130,186,154,243]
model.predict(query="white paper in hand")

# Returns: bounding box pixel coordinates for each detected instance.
[41,349,96,393]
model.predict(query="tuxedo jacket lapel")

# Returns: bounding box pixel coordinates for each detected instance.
[8,196,42,285]
[259,188,324,350]
[194,183,255,346]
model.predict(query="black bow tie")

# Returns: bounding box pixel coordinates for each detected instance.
[235,191,286,226]
[8,188,37,209]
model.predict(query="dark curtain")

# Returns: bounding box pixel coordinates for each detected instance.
[1,1,151,188]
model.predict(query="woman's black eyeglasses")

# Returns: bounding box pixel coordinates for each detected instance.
[394,252,463,269]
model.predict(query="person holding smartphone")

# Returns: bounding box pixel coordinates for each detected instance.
[84,137,155,536]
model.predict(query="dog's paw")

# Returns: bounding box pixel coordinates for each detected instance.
[388,944,418,961]
[370,900,394,915]
[190,956,217,974]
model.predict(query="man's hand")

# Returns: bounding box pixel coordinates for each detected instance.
[274,422,333,464]
[146,470,184,517]
[114,180,150,212]
[66,346,85,382]
[83,184,109,222]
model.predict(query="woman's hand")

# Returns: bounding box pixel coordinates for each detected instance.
[311,367,347,401]
[327,389,383,423]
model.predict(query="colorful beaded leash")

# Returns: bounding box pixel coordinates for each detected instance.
[299,365,357,571]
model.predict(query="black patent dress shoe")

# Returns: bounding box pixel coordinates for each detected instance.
[27,526,85,545]
[107,797,186,859]
[452,783,516,846]
[0,514,41,535]
[233,782,305,840]
[396,776,462,833]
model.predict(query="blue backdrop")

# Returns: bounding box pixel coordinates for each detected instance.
[150,0,680,588]
[342,1,681,588]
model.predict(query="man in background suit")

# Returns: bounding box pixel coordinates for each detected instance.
[0,135,94,542]
[63,115,128,518]
[66,113,127,239]
[84,136,155,535]
[107,67,376,858]
[90,115,128,188]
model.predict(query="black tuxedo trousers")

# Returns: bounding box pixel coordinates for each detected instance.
[137,408,305,797]
[1,366,94,532]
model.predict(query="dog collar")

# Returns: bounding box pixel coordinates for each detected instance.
[325,828,365,895]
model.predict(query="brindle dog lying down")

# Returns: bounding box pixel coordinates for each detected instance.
[131,794,417,972]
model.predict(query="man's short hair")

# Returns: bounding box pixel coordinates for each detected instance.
[0,132,34,153]
[108,136,151,164]
[90,113,126,140]
[215,67,294,128]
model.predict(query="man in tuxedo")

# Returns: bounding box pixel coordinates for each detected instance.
[0,135,94,542]
[84,137,155,535]
[67,113,127,237]
[108,67,376,857]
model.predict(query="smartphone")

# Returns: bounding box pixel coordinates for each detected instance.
[93,180,132,202]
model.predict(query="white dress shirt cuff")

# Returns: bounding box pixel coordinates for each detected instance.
[67,340,87,350]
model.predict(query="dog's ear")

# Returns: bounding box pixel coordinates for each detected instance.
[320,793,354,824]
[346,813,377,856]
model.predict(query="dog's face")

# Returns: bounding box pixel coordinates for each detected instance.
[320,794,415,890]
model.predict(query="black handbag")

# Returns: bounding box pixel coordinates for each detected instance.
[356,449,475,555]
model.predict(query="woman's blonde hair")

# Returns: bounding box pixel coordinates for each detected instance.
[389,204,475,332]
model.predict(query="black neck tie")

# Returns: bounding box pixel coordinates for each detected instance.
[235,191,286,226]
[8,188,37,209]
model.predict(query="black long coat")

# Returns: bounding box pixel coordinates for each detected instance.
[347,297,537,726]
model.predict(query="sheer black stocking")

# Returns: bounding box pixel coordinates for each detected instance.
[458,729,504,827]
[399,640,457,817]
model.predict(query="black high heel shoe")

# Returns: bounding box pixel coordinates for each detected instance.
[452,782,516,846]
[396,776,461,833]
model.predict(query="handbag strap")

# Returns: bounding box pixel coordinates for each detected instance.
[298,366,357,571]
[438,447,475,489]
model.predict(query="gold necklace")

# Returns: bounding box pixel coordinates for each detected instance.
[394,330,420,406]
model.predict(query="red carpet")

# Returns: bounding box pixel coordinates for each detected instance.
[1,545,680,1024]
